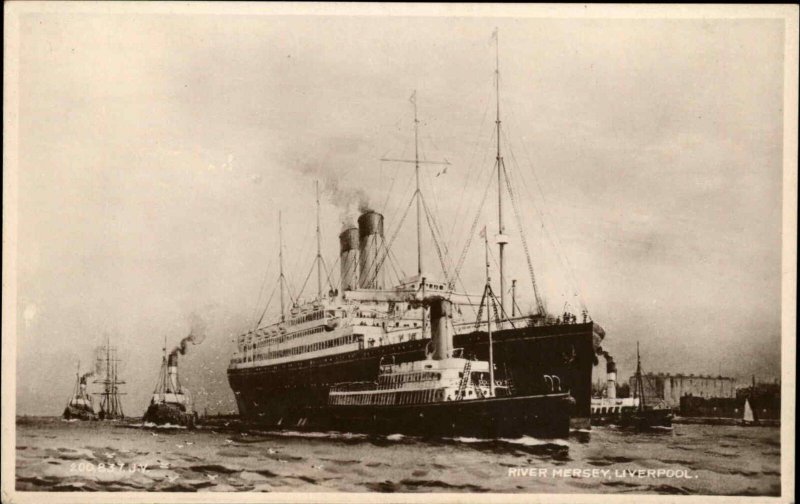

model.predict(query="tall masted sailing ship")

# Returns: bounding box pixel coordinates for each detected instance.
[227,31,606,434]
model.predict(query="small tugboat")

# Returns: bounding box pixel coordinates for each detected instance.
[63,363,97,421]
[143,343,198,428]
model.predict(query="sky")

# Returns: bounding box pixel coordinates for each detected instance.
[10,10,786,415]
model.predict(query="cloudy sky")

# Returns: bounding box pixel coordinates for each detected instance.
[9,7,787,414]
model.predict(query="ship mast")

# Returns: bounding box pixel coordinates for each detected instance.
[279,211,286,322]
[494,27,508,325]
[412,91,423,279]
[636,341,646,410]
[315,180,323,299]
[484,228,495,397]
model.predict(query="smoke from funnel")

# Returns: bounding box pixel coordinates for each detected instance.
[170,313,207,358]
[289,152,372,223]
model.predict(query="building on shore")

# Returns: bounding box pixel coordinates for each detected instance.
[628,373,736,409]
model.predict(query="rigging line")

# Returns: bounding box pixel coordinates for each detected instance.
[502,156,545,315]
[448,77,494,246]
[250,256,274,328]
[384,243,403,286]
[418,135,446,231]
[419,192,450,283]
[451,160,498,281]
[363,191,416,287]
[379,162,401,216]
[255,277,281,329]
[284,224,314,304]
[382,173,416,240]
[503,107,588,312]
[450,125,497,265]
[295,256,318,302]
[320,255,337,292]
[388,247,408,281]
[502,128,586,313]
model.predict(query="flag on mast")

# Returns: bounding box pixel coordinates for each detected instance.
[479,226,487,238]
[409,90,416,104]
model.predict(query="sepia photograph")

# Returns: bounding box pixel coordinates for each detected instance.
[2,3,796,503]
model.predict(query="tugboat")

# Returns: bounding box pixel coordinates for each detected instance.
[328,297,574,438]
[327,233,574,439]
[63,363,97,421]
[143,342,198,428]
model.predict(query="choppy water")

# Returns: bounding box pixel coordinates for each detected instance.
[15,417,780,495]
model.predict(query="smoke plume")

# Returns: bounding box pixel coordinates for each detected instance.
[596,346,617,373]
[290,148,372,222]
[170,313,208,358]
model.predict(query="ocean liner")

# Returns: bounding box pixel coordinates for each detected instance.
[227,31,606,432]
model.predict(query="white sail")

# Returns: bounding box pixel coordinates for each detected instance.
[743,398,755,423]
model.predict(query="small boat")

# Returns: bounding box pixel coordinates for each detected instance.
[605,343,672,431]
[628,343,673,429]
[63,363,97,421]
[741,398,758,426]
[143,343,198,428]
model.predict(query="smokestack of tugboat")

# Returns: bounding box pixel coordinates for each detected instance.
[357,211,385,289]
[606,358,617,399]
[167,353,180,393]
[338,227,360,291]
[430,298,453,360]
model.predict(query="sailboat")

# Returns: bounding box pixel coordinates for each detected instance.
[624,342,673,430]
[63,362,98,421]
[741,398,757,426]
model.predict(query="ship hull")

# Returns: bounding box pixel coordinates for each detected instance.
[327,392,573,438]
[62,405,97,421]
[228,322,597,431]
[592,408,673,430]
[143,403,197,428]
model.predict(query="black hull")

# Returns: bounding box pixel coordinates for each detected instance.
[327,393,574,439]
[228,322,596,429]
[592,408,673,430]
[143,403,197,428]
[62,406,97,421]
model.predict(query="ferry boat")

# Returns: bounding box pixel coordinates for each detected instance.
[227,30,606,432]
[327,297,574,438]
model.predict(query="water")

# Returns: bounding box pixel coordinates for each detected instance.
[15,417,780,495]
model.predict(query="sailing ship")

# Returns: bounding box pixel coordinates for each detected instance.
[143,340,198,427]
[227,30,606,433]
[63,362,97,421]
[93,336,125,420]
[620,343,673,430]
